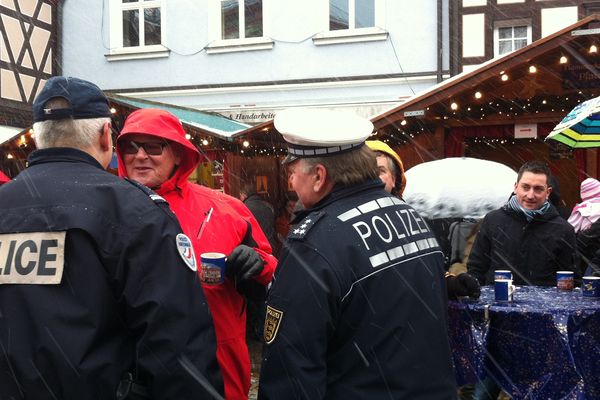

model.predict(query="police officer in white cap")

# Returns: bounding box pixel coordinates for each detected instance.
[258,108,457,399]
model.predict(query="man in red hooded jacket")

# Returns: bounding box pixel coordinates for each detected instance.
[116,108,277,400]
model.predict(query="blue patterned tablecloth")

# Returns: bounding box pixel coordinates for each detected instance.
[448,286,600,399]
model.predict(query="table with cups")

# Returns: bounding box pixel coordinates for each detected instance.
[448,272,600,399]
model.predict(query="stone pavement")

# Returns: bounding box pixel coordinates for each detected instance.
[247,337,262,400]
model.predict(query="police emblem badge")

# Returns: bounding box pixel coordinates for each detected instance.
[176,233,197,272]
[264,305,284,344]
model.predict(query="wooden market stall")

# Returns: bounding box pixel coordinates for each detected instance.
[369,14,600,208]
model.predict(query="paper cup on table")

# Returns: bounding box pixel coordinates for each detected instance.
[556,271,574,291]
[582,276,600,298]
[494,279,515,302]
[200,252,226,285]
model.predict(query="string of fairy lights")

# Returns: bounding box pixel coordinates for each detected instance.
[5,46,599,163]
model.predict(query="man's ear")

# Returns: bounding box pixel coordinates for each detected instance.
[99,122,112,152]
[313,164,329,193]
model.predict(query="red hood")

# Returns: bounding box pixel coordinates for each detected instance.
[116,108,200,192]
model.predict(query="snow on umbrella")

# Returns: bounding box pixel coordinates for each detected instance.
[403,157,517,219]
[545,95,600,148]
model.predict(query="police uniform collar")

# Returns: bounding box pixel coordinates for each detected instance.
[290,179,385,224]
[28,147,106,170]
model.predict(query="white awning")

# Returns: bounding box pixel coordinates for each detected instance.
[0,125,24,146]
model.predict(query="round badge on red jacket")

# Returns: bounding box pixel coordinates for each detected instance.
[176,233,197,272]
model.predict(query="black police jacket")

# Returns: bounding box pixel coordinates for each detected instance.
[0,148,223,399]
[258,180,457,400]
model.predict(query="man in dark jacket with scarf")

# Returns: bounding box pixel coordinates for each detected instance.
[467,160,578,400]
[467,160,578,287]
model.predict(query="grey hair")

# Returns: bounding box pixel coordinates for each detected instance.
[32,98,109,149]
[300,145,378,187]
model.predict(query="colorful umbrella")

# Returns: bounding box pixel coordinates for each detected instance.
[546,96,600,148]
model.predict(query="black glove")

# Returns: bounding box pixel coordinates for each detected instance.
[226,245,265,286]
[446,273,481,300]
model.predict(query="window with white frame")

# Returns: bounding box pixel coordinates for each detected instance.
[494,21,531,57]
[329,0,375,31]
[107,0,167,60]
[119,0,162,47]
[220,0,263,40]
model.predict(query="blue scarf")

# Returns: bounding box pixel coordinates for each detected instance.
[506,194,550,222]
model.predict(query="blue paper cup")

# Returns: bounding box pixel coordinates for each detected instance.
[494,270,512,281]
[200,252,227,285]
[582,276,600,298]
[495,279,515,302]
[556,271,574,291]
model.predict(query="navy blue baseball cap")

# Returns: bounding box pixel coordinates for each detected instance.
[33,76,112,122]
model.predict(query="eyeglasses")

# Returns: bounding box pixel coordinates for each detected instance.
[122,140,168,156]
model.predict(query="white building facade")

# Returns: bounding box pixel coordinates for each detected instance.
[60,0,450,124]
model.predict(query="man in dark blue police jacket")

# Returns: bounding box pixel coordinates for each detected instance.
[0,77,224,399]
[258,108,457,399]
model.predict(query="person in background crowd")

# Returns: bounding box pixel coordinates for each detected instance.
[467,160,578,400]
[366,140,479,300]
[0,77,223,399]
[365,139,407,198]
[568,177,600,275]
[548,174,571,219]
[117,108,277,400]
[238,181,276,352]
[448,220,483,276]
[239,181,277,252]
[584,247,600,277]
[258,108,457,399]
[275,191,298,241]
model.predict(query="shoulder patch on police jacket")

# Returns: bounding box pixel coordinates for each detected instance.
[176,234,197,272]
[288,211,325,240]
[264,305,284,344]
[0,232,66,285]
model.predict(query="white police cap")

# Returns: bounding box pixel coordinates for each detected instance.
[275,108,374,164]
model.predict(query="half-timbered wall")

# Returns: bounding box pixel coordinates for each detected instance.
[451,0,596,74]
[0,0,58,126]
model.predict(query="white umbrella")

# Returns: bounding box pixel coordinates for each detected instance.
[403,157,517,219]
